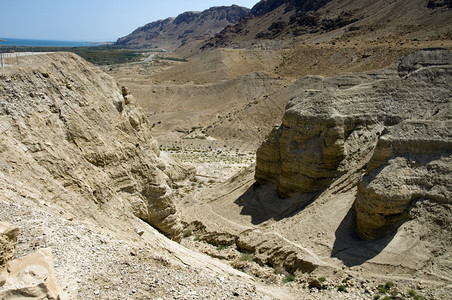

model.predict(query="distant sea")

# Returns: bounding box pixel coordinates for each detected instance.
[0,38,102,47]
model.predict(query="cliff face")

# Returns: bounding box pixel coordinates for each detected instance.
[115,5,249,49]
[0,53,194,239]
[202,0,452,49]
[355,120,452,239]
[255,48,452,237]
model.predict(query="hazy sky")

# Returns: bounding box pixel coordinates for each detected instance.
[0,0,258,42]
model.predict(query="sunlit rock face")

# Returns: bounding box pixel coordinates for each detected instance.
[255,49,451,239]
[0,53,194,240]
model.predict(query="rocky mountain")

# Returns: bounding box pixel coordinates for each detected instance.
[203,0,452,49]
[116,5,250,49]
[176,48,452,299]
[0,53,299,299]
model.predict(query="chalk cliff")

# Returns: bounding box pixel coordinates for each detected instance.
[255,48,451,237]
[0,52,194,239]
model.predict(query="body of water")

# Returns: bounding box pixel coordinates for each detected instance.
[0,38,101,47]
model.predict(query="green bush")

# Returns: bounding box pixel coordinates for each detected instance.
[216,244,227,251]
[183,229,192,238]
[337,285,347,292]
[283,274,296,283]
[377,285,388,294]
[408,289,426,300]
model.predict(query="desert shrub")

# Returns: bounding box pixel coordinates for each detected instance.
[183,229,192,238]
[239,253,255,262]
[283,274,296,283]
[377,285,388,294]
[318,276,326,282]
[337,285,347,292]
[408,289,426,300]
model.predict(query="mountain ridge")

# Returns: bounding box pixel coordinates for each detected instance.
[115,5,250,49]
[202,0,452,49]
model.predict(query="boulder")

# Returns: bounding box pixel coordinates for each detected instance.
[0,248,61,300]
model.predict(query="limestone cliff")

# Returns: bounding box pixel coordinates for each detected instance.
[355,120,452,239]
[256,48,451,237]
[0,53,194,239]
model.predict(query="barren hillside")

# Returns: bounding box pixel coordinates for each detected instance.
[1,0,451,299]
[179,48,452,300]
[204,0,452,49]
[116,5,250,50]
[0,53,300,299]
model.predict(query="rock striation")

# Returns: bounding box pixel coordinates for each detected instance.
[355,120,452,239]
[116,5,249,49]
[202,0,452,50]
[255,48,451,237]
[0,52,194,239]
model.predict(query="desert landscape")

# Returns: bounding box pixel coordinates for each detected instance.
[1,0,451,299]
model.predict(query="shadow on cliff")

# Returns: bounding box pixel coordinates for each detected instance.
[331,207,397,267]
[233,182,318,225]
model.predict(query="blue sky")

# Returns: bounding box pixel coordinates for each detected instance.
[0,0,258,42]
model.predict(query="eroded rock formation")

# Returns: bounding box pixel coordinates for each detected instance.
[255,48,451,237]
[1,223,61,299]
[0,53,194,239]
[0,248,61,300]
[355,120,452,239]
[0,222,18,268]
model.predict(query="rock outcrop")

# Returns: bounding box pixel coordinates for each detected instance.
[0,248,61,300]
[355,120,452,239]
[1,224,61,299]
[115,5,249,49]
[202,0,452,49]
[0,52,194,239]
[255,49,451,236]
[0,222,18,268]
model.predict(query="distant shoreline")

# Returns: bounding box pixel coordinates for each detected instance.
[0,38,112,47]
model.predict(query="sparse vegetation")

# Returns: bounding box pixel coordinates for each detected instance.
[408,289,426,300]
[183,229,192,238]
[318,276,326,282]
[337,285,347,292]
[239,253,255,262]
[155,56,188,62]
[377,281,395,294]
[216,244,227,251]
[283,274,296,283]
